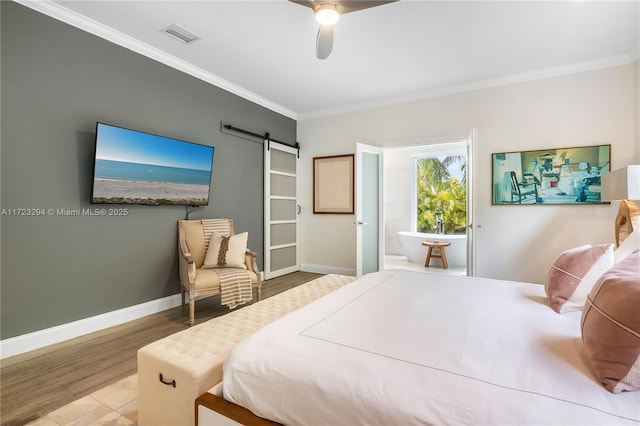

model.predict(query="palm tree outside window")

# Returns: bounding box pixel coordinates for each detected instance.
[415,155,467,234]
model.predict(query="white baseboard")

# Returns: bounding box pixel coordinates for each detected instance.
[0,268,352,359]
[300,263,356,276]
[0,294,183,359]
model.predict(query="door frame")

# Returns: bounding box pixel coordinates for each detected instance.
[466,128,478,277]
[378,131,477,276]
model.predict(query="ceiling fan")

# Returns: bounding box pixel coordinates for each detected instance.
[290,0,399,59]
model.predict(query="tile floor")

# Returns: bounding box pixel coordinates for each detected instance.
[384,254,467,275]
[27,375,137,426]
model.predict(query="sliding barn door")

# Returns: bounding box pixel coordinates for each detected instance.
[264,142,299,280]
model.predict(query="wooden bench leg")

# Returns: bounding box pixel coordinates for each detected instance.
[425,247,449,269]
[440,248,449,269]
[424,247,434,267]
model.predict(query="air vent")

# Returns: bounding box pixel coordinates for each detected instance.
[161,24,201,45]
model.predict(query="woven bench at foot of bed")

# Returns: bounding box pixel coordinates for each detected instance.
[137,273,356,426]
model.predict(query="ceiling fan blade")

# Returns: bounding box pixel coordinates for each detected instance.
[289,0,318,11]
[335,0,399,14]
[290,0,397,60]
[316,24,334,60]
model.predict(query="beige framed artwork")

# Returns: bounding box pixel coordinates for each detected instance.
[313,154,354,214]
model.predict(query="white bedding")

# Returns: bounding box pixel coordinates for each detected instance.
[222,270,640,425]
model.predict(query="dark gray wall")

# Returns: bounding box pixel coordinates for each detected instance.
[0,2,296,339]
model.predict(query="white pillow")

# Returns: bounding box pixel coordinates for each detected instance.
[202,231,248,269]
[565,244,614,312]
[614,227,640,264]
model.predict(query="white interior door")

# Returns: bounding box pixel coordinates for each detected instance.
[466,129,477,277]
[264,142,299,279]
[356,143,383,276]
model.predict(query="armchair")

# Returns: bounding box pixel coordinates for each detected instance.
[178,219,262,326]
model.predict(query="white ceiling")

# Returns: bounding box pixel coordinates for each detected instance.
[23,0,640,119]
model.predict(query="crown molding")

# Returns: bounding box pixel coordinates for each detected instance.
[14,0,638,123]
[298,54,637,121]
[14,0,298,120]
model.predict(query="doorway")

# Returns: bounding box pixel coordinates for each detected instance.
[382,138,472,275]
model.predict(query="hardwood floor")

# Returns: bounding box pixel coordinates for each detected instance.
[0,271,323,426]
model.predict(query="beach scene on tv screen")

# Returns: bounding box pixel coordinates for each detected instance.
[92,124,214,206]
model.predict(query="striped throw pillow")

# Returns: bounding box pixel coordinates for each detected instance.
[202,231,248,270]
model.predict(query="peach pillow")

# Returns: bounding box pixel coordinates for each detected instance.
[544,244,614,313]
[581,250,640,393]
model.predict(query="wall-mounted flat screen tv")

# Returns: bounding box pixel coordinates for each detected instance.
[91,122,215,206]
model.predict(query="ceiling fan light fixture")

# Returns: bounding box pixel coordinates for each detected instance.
[315,5,340,25]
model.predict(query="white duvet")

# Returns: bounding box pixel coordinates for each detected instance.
[222,270,640,425]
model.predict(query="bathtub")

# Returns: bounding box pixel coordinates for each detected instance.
[397,231,467,268]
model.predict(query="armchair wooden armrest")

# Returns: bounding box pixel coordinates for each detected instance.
[178,233,197,308]
[244,249,262,300]
[178,242,196,273]
[181,251,194,264]
[178,230,192,260]
[244,249,259,273]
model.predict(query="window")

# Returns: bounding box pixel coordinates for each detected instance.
[413,145,467,234]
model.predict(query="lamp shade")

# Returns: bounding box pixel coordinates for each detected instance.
[601,165,640,201]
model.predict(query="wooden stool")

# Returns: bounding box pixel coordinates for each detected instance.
[422,240,451,269]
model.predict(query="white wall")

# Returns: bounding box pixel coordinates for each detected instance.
[384,148,413,255]
[298,64,638,283]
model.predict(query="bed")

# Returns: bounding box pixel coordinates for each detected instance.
[217,266,640,425]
